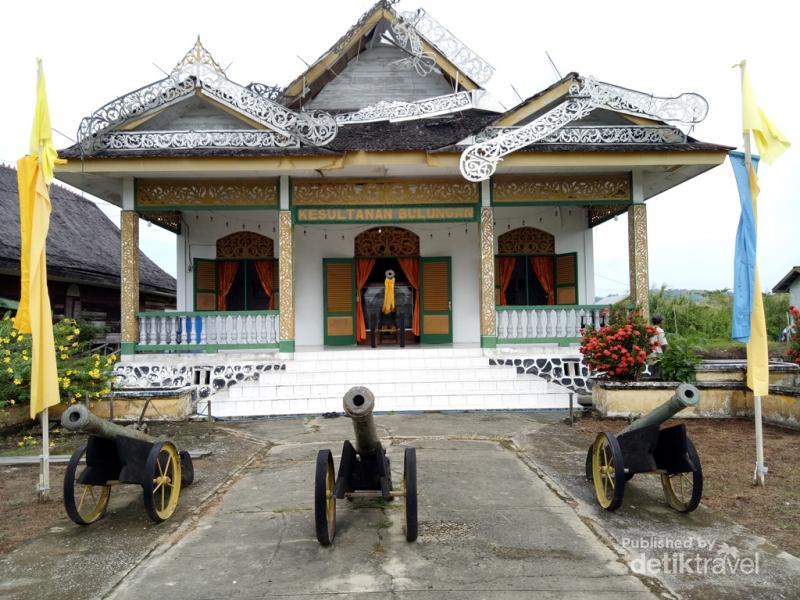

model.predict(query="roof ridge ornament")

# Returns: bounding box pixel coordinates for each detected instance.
[460,76,709,181]
[77,40,338,152]
[172,36,225,76]
[336,91,473,125]
[401,8,495,86]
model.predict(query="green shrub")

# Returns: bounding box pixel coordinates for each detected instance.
[655,338,700,382]
[0,313,118,410]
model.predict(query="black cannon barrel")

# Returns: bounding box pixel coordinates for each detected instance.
[343,386,379,455]
[60,404,155,443]
[619,383,700,435]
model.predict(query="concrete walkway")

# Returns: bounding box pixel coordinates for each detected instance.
[110,413,657,599]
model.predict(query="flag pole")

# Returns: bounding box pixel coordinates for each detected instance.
[740,59,766,487]
[38,408,50,500]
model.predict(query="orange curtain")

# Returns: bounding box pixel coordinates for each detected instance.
[397,257,420,336]
[355,258,376,342]
[254,260,275,310]
[530,256,555,305]
[497,256,517,306]
[216,261,239,311]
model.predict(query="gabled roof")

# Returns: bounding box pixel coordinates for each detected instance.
[0,165,175,296]
[74,38,338,155]
[773,267,800,293]
[281,1,493,109]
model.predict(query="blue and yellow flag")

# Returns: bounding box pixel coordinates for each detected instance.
[730,151,769,395]
[17,59,62,419]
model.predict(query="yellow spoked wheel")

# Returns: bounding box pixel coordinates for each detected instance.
[591,432,625,511]
[403,447,418,542]
[63,443,111,525]
[314,449,336,546]
[661,438,703,513]
[143,441,182,523]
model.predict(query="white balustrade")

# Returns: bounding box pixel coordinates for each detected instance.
[495,306,609,342]
[137,312,280,350]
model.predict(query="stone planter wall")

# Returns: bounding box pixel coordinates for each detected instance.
[593,381,800,429]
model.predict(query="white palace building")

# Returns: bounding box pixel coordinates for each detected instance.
[55,1,729,417]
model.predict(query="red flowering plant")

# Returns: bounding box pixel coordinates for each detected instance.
[579,311,658,381]
[786,305,800,366]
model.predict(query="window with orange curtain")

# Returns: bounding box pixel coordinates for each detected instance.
[530,256,555,305]
[397,257,420,336]
[355,258,376,342]
[254,260,275,309]
[216,261,239,311]
[497,256,517,306]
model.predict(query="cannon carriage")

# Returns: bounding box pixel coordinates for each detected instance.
[60,404,194,525]
[315,386,418,545]
[585,383,703,512]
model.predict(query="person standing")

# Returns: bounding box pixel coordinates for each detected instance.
[651,314,668,354]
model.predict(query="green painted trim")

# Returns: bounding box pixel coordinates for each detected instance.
[323,258,356,346]
[292,204,479,225]
[496,304,609,311]
[492,199,632,207]
[497,337,580,346]
[121,341,136,355]
[138,309,280,318]
[480,335,497,349]
[279,340,295,353]
[420,256,453,344]
[135,342,279,354]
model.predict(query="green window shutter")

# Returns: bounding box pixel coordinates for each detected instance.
[420,257,452,344]
[555,253,578,305]
[323,258,356,345]
[194,259,217,311]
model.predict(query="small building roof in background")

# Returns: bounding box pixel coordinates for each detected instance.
[772,267,800,293]
[0,164,175,297]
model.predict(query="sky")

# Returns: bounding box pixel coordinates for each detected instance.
[1,0,797,298]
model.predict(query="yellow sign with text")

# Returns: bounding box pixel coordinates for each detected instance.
[295,206,475,223]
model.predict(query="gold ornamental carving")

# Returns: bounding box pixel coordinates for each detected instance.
[140,211,181,233]
[278,211,294,342]
[493,173,630,204]
[628,204,650,321]
[354,227,420,257]
[498,227,555,254]
[480,208,496,337]
[137,179,278,208]
[120,211,139,343]
[216,232,274,258]
[292,179,479,206]
[588,205,628,228]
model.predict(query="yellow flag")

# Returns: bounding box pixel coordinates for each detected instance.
[742,62,791,164]
[18,157,60,419]
[745,164,769,396]
[29,59,59,184]
[17,59,61,419]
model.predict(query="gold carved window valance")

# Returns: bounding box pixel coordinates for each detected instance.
[292,178,479,207]
[216,232,274,258]
[354,227,420,257]
[498,227,555,254]
[493,173,631,205]
[137,179,278,209]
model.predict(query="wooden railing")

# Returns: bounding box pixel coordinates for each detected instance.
[496,305,609,343]
[137,310,279,350]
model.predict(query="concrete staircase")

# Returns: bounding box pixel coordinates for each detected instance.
[208,346,572,417]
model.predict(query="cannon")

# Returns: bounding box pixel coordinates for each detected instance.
[314,386,417,545]
[60,404,194,525]
[585,383,703,512]
[363,284,413,347]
